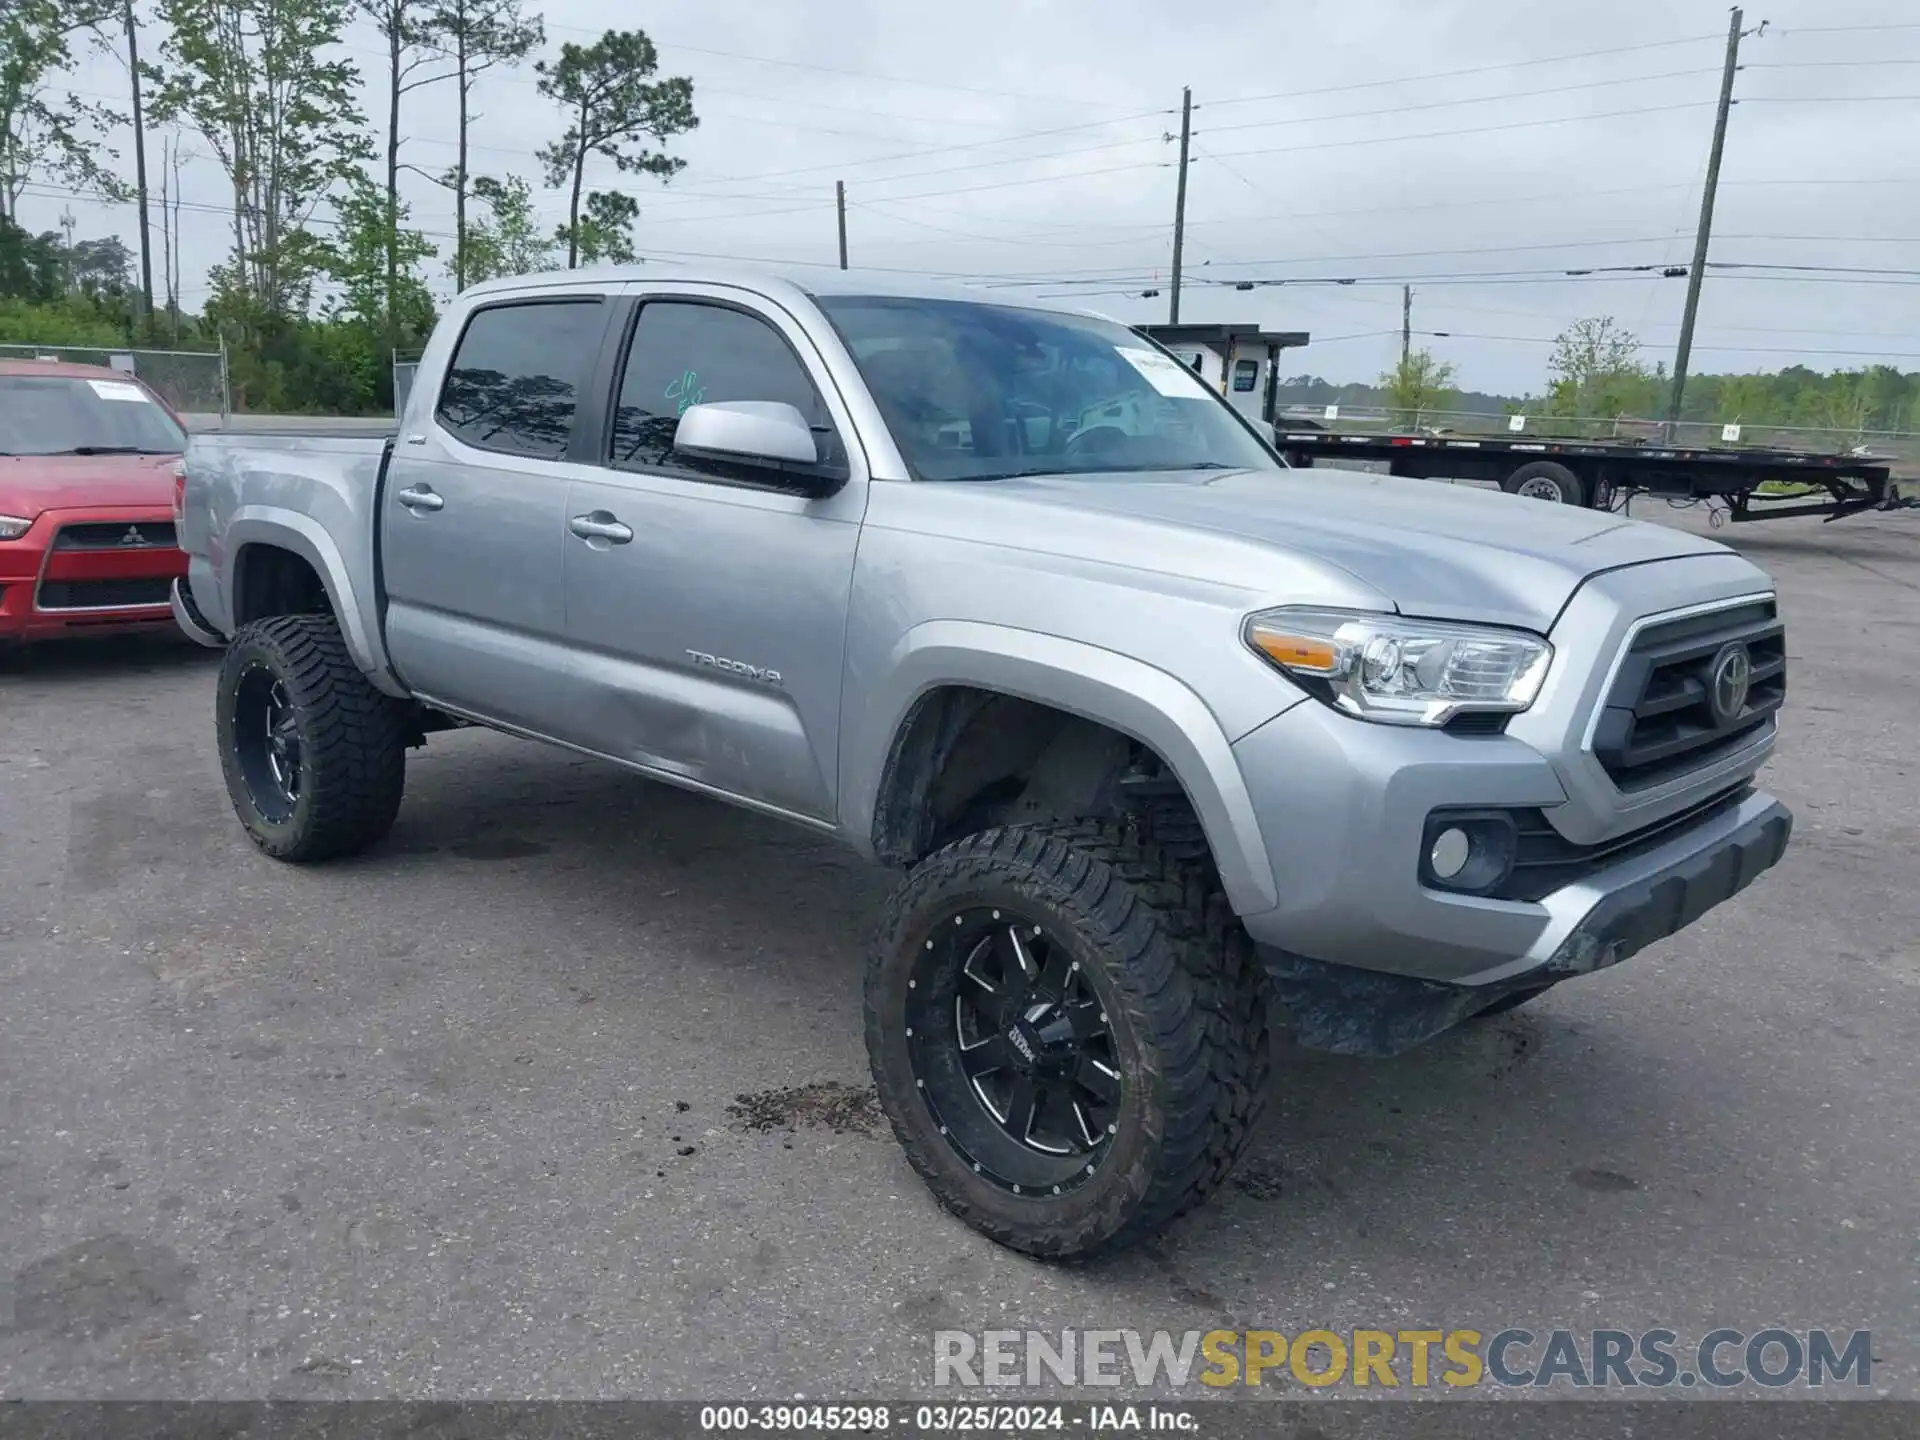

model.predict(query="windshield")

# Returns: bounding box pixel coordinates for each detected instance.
[815,294,1282,481]
[0,375,186,457]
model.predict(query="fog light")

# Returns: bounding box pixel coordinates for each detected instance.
[1430,827,1472,880]
[1419,809,1521,896]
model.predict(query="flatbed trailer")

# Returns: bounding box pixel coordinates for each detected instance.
[1274,427,1914,524]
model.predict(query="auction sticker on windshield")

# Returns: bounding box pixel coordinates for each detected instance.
[88,379,151,402]
[1116,347,1213,400]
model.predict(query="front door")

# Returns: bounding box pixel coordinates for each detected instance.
[380,294,612,733]
[559,290,868,822]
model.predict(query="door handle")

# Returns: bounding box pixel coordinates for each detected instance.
[569,512,634,545]
[396,484,444,512]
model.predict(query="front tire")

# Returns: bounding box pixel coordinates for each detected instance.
[216,614,408,862]
[865,822,1271,1258]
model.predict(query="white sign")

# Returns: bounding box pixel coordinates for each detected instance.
[88,379,150,403]
[109,353,137,373]
[1323,404,1340,421]
[1115,346,1212,400]
[1722,423,1743,443]
[1508,414,1527,432]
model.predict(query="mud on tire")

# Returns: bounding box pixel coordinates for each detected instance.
[215,614,409,862]
[864,821,1272,1258]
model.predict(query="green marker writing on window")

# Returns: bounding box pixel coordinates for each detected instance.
[665,369,706,415]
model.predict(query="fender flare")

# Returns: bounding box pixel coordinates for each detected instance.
[224,509,407,697]
[842,619,1289,916]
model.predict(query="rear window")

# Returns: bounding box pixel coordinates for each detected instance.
[435,299,605,459]
[0,375,186,456]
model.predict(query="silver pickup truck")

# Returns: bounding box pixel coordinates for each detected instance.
[174,266,1791,1257]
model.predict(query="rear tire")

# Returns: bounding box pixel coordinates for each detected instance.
[865,821,1271,1258]
[1501,460,1586,505]
[216,614,408,862]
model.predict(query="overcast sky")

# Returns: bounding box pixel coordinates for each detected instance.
[32,0,1920,395]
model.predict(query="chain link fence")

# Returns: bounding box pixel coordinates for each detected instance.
[1278,404,1920,472]
[0,341,230,422]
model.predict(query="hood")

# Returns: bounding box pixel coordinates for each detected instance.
[0,452,181,516]
[973,467,1731,631]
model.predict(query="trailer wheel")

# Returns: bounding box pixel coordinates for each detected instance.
[1501,460,1586,506]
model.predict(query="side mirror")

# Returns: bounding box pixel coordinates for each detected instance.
[674,400,819,466]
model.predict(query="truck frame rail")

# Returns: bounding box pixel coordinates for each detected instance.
[1275,427,1914,524]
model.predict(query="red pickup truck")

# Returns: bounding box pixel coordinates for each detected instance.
[0,359,190,646]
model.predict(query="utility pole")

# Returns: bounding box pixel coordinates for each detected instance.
[836,181,848,270]
[1169,86,1192,324]
[124,0,154,333]
[1401,285,1413,369]
[1669,6,1747,427]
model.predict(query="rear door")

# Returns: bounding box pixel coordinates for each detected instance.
[380,292,613,734]
[558,287,869,822]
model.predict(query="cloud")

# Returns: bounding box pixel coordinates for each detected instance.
[34,0,1920,393]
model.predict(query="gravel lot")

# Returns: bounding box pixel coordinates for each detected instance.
[1,501,1915,1402]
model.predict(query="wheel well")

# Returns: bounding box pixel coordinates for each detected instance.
[232,544,332,626]
[871,687,1211,869]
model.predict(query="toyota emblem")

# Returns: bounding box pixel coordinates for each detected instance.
[1708,643,1752,728]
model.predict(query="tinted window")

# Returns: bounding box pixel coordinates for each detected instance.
[0,375,185,456]
[436,300,603,459]
[815,295,1280,482]
[611,302,840,475]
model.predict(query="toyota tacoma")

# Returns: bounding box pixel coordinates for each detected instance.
[173,267,1792,1257]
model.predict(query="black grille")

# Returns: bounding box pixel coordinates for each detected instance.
[36,578,173,609]
[1592,600,1785,791]
[1494,786,1753,902]
[52,521,177,551]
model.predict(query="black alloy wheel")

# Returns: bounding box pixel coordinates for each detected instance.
[907,907,1125,1196]
[231,667,304,823]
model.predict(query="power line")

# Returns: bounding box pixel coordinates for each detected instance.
[1744,59,1920,68]
[528,17,1142,111]
[692,108,1172,190]
[1196,68,1725,139]
[1708,260,1920,276]
[1771,22,1920,34]
[1205,33,1726,110]
[1202,100,1716,164]
[1413,329,1920,359]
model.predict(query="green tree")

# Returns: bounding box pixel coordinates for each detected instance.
[421,0,542,292]
[461,173,554,283]
[534,29,695,269]
[349,0,450,372]
[0,0,125,222]
[1544,316,1662,422]
[68,234,134,295]
[1378,348,1457,427]
[558,189,638,265]
[0,214,64,299]
[321,173,434,340]
[151,0,369,323]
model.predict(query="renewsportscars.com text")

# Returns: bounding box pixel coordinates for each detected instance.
[932,1328,1874,1391]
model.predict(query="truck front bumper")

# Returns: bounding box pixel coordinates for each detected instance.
[1229,697,1792,997]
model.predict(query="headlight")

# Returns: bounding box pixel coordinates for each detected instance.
[0,514,33,540]
[1243,607,1552,726]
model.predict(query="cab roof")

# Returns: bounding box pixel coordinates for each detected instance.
[457,262,1098,318]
